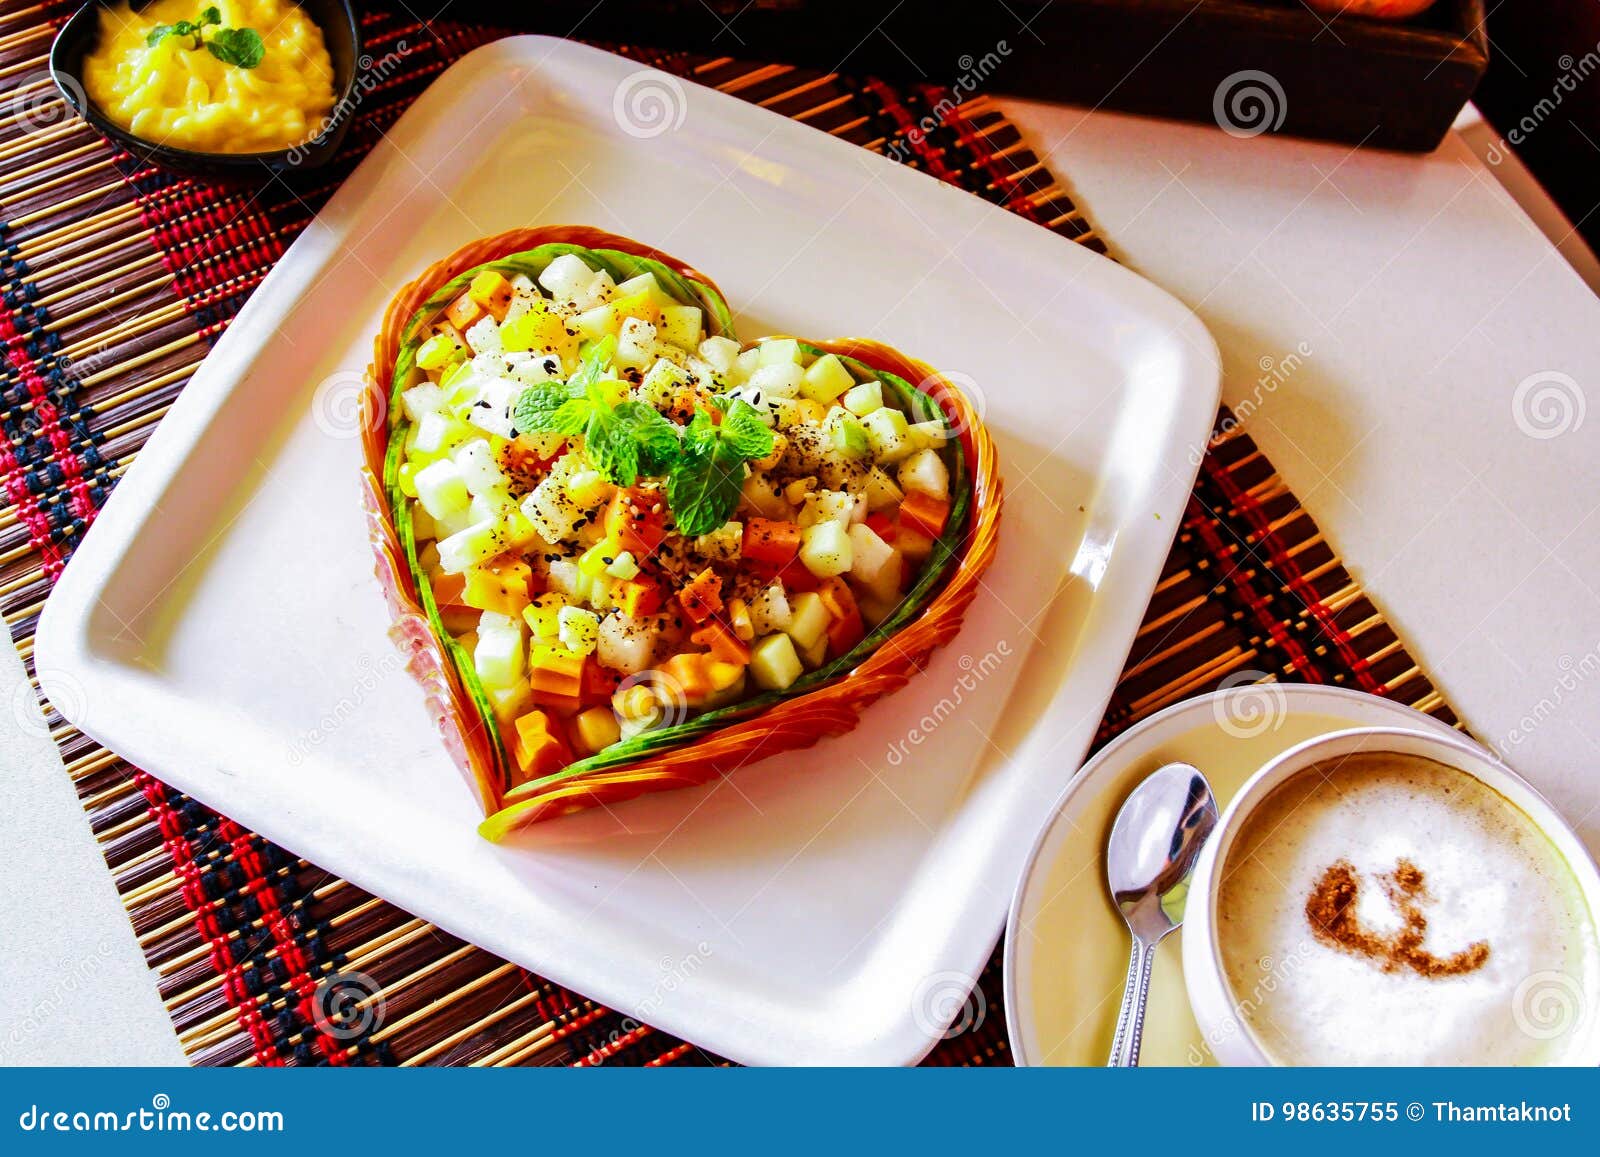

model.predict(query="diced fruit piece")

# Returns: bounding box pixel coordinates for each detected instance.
[658,304,703,351]
[740,474,790,520]
[402,382,448,424]
[861,405,915,463]
[898,447,950,500]
[573,706,621,755]
[510,708,573,783]
[522,593,566,641]
[842,380,883,416]
[796,632,828,670]
[695,521,742,562]
[463,557,532,616]
[465,318,502,356]
[896,524,936,563]
[908,419,948,449]
[846,523,897,585]
[529,644,586,701]
[414,410,472,456]
[800,353,856,403]
[638,358,688,407]
[691,619,752,665]
[900,491,950,538]
[474,621,525,690]
[799,520,853,577]
[500,299,577,361]
[613,576,662,619]
[436,518,501,573]
[698,335,741,374]
[616,316,657,368]
[453,440,506,497]
[416,336,462,373]
[537,254,594,302]
[597,613,656,675]
[575,269,617,310]
[605,551,639,580]
[732,346,762,382]
[749,633,802,691]
[831,414,870,459]
[749,363,804,400]
[579,538,621,579]
[863,466,904,511]
[784,590,830,651]
[817,577,865,657]
[468,271,515,321]
[758,338,803,366]
[748,584,791,636]
[558,605,601,655]
[798,489,855,529]
[678,567,724,624]
[413,458,470,521]
[604,489,666,559]
[727,598,754,641]
[741,517,801,566]
[445,290,484,333]
[487,682,532,724]
[655,652,714,704]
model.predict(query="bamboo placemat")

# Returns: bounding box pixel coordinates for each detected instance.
[0,2,1459,1066]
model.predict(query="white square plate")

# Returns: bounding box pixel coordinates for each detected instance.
[36,37,1219,1065]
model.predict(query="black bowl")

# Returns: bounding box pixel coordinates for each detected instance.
[49,0,362,177]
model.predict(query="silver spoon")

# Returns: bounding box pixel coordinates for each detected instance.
[1105,762,1218,1067]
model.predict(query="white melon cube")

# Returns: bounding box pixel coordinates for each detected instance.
[659,304,702,350]
[436,518,501,574]
[597,613,656,675]
[698,336,741,374]
[638,358,688,407]
[748,583,791,636]
[474,623,525,690]
[558,606,601,656]
[464,316,502,356]
[799,520,853,577]
[454,439,506,496]
[784,591,830,650]
[758,338,803,366]
[522,473,581,542]
[798,489,855,528]
[847,523,896,584]
[898,447,949,500]
[413,458,470,521]
[842,380,883,416]
[616,317,658,369]
[749,362,804,400]
[749,633,803,691]
[800,354,856,404]
[402,382,447,423]
[538,254,595,303]
[413,410,467,455]
[863,466,904,511]
[908,419,948,449]
[861,406,914,464]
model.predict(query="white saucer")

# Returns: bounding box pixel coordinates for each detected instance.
[1003,685,1469,1066]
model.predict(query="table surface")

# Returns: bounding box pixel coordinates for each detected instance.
[5,99,1598,1066]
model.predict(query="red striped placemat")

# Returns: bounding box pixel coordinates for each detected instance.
[0,1,1459,1066]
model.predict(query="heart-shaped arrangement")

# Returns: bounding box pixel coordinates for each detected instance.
[361,227,1001,837]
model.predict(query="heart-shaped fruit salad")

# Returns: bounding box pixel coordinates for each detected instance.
[362,227,1000,836]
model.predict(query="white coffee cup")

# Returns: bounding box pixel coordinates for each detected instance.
[1182,725,1600,1066]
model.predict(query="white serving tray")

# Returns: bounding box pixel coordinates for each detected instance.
[36,37,1219,1065]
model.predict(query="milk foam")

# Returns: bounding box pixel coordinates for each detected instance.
[1217,753,1599,1065]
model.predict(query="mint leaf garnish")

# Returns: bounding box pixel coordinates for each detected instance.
[207,27,264,69]
[666,401,772,536]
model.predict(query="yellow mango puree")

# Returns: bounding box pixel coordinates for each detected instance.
[83,0,336,153]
